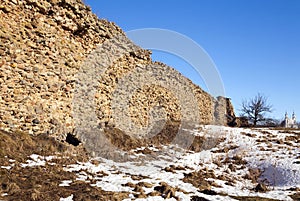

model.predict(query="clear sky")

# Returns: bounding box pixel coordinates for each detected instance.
[85,0,300,120]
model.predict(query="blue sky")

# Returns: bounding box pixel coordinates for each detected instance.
[85,0,300,120]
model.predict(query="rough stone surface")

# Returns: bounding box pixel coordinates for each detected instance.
[0,0,236,143]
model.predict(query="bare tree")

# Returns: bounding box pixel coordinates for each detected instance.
[240,93,273,126]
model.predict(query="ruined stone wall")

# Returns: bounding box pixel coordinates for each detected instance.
[0,0,235,141]
[214,97,236,126]
[0,0,124,137]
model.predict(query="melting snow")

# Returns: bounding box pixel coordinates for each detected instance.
[0,166,12,170]
[20,154,57,167]
[14,126,300,200]
[59,194,73,201]
[59,180,73,187]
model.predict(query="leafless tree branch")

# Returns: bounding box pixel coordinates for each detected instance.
[240,93,273,126]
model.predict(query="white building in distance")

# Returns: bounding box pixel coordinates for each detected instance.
[282,112,298,129]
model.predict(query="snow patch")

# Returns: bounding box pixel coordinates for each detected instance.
[0,166,12,170]
[59,194,73,201]
[20,154,58,168]
[59,180,72,187]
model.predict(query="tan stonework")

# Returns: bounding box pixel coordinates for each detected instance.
[0,0,236,141]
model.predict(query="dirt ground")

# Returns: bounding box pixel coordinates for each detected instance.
[0,130,129,201]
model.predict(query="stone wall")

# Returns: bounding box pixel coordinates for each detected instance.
[0,0,236,142]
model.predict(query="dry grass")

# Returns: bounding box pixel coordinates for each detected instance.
[241,132,257,137]
[243,168,262,183]
[104,120,181,151]
[290,192,300,201]
[230,196,281,201]
[191,196,210,201]
[104,121,223,154]
[183,169,216,191]
[0,129,130,201]
[271,127,300,132]
[0,130,69,163]
[285,135,300,143]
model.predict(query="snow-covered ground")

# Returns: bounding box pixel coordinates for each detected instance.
[1,126,299,200]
